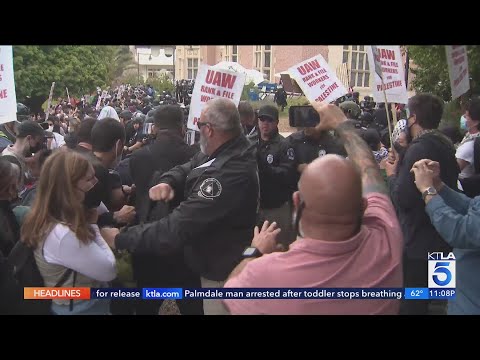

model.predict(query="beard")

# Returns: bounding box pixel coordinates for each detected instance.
[199,133,208,154]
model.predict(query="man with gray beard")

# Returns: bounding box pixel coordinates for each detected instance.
[101,98,260,315]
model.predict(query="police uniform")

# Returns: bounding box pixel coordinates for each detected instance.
[255,128,296,246]
[287,130,347,186]
[115,135,259,284]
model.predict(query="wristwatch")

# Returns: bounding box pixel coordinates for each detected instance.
[242,246,263,259]
[422,186,438,200]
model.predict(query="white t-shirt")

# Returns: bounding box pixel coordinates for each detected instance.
[42,223,117,282]
[48,132,66,149]
[456,140,475,179]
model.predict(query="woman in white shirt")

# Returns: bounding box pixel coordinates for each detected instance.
[21,150,117,315]
[456,98,480,179]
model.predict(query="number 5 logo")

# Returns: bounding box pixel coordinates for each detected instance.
[433,262,452,286]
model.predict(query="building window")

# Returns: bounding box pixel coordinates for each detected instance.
[254,46,271,81]
[255,51,261,68]
[147,69,160,78]
[232,45,238,62]
[187,58,198,79]
[344,46,370,88]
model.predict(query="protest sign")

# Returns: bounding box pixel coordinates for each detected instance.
[446,45,470,100]
[0,46,17,124]
[288,54,348,104]
[187,64,245,131]
[366,46,408,104]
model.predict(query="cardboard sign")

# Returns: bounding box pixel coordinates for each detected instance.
[366,46,408,104]
[0,46,17,124]
[446,45,470,100]
[288,54,347,104]
[187,64,245,130]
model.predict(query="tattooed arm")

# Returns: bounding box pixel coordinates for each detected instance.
[312,103,388,195]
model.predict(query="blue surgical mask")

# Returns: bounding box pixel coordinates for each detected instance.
[460,115,468,131]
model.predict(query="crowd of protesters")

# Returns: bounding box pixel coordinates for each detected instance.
[1,79,479,315]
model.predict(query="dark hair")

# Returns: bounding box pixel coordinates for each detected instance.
[466,97,480,129]
[1,155,23,184]
[91,117,126,152]
[153,105,183,130]
[238,101,254,118]
[360,129,381,151]
[76,117,97,144]
[408,93,444,130]
[36,149,52,168]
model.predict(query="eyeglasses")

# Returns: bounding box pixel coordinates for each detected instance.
[197,121,211,128]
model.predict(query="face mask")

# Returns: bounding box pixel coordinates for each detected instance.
[199,130,208,155]
[460,115,468,131]
[47,126,53,132]
[292,200,305,239]
[406,118,415,144]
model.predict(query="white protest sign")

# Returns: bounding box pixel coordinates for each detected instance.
[446,45,470,100]
[187,64,246,130]
[366,46,408,104]
[0,46,17,125]
[288,54,347,104]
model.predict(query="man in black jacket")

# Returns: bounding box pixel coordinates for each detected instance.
[128,105,202,315]
[101,98,259,315]
[256,104,297,246]
[386,93,460,315]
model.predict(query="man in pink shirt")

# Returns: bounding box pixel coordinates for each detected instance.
[223,103,403,315]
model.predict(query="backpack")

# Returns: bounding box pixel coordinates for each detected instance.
[7,241,73,315]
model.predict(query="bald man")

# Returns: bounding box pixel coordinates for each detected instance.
[223,103,403,315]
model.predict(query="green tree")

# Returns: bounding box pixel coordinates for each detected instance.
[13,45,133,114]
[408,45,480,101]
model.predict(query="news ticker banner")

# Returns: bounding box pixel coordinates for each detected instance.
[23,287,456,301]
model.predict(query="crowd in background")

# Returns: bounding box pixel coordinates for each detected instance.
[1,80,480,315]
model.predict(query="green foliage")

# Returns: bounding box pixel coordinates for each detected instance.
[119,73,174,95]
[147,74,174,94]
[13,45,134,103]
[408,45,480,102]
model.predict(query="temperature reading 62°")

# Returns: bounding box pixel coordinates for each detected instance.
[410,289,424,297]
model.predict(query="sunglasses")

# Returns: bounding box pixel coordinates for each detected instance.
[197,121,211,128]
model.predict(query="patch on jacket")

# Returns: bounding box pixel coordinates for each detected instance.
[198,178,222,199]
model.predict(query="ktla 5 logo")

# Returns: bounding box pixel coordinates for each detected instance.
[428,252,456,288]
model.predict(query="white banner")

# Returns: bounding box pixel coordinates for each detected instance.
[288,54,347,104]
[187,64,246,130]
[0,46,17,124]
[366,46,408,104]
[446,45,470,100]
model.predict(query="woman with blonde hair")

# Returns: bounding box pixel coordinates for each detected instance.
[21,150,117,315]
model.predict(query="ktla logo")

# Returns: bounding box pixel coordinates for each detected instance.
[428,252,456,288]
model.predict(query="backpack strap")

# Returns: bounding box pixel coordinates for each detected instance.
[474,137,480,174]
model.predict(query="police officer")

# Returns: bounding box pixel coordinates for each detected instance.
[339,100,362,124]
[100,97,259,315]
[256,104,297,246]
[287,123,346,185]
